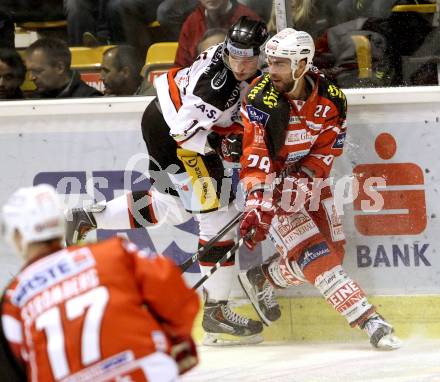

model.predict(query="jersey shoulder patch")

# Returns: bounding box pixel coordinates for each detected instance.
[193,45,241,111]
[318,76,347,119]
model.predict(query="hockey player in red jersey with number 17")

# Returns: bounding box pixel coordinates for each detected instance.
[238,28,402,350]
[0,184,199,382]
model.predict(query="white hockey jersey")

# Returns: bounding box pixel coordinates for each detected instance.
[155,44,254,154]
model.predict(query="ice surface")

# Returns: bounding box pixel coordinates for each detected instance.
[182,339,440,382]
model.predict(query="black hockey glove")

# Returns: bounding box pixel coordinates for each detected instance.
[207,132,243,162]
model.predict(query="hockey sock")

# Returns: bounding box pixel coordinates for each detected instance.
[128,191,156,228]
[94,191,155,229]
[199,241,235,301]
[314,265,376,327]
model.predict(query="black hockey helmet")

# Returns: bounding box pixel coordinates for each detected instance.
[223,16,268,66]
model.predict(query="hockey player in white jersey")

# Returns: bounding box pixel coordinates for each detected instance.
[65,17,269,345]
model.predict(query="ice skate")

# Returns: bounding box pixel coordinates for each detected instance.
[238,266,281,326]
[64,204,104,245]
[202,300,264,346]
[362,314,402,350]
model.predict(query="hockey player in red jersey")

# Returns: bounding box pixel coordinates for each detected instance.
[238,28,402,350]
[65,17,269,345]
[0,184,199,381]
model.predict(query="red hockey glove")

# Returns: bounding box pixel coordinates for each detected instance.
[170,336,198,375]
[207,132,243,162]
[240,190,276,250]
[274,169,313,214]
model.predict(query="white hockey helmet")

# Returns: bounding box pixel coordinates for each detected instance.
[1,184,65,254]
[265,28,315,78]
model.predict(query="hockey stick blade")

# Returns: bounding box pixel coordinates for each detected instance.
[179,212,242,273]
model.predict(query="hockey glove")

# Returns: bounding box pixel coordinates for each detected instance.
[207,132,243,162]
[274,169,314,214]
[170,336,198,375]
[240,190,276,250]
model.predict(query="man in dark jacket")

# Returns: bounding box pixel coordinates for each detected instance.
[101,45,144,95]
[0,48,26,100]
[25,38,102,98]
[0,10,15,49]
[175,0,260,67]
[0,0,64,22]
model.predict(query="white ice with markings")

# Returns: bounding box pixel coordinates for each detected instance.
[182,339,440,382]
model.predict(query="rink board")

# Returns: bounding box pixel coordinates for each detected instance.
[1,88,440,340]
[193,295,440,342]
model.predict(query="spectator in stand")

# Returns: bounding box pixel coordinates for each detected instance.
[101,45,144,95]
[64,0,112,46]
[267,0,340,39]
[106,0,163,57]
[137,28,229,121]
[334,0,397,24]
[157,0,199,40]
[175,0,260,68]
[0,0,64,23]
[238,0,272,22]
[0,10,15,49]
[0,48,26,100]
[197,28,228,54]
[311,0,437,87]
[25,38,102,98]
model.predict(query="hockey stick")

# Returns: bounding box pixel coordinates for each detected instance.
[179,212,243,272]
[192,236,245,290]
[274,0,293,32]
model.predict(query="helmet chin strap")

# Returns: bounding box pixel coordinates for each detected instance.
[14,237,29,261]
[287,71,305,95]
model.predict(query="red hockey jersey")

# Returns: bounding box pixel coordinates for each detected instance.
[240,70,347,192]
[1,237,199,381]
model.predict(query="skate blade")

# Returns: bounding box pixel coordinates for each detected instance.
[376,334,402,350]
[238,273,272,327]
[202,333,264,346]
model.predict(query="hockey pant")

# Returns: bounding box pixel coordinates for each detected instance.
[98,97,233,222]
[141,98,234,214]
[267,189,376,327]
